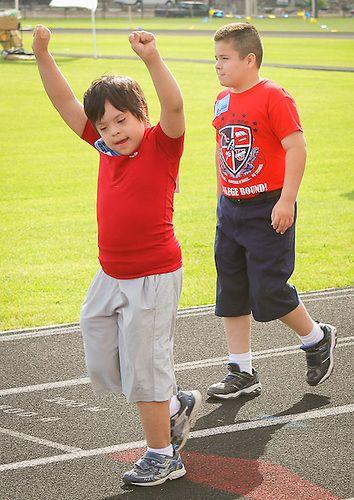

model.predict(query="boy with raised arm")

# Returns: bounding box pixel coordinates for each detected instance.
[32,25,201,487]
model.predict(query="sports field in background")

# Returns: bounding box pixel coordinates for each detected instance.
[19,15,354,32]
[0,20,353,330]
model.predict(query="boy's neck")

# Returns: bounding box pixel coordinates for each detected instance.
[231,75,262,94]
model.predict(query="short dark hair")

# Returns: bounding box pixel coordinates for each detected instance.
[83,75,149,124]
[214,23,263,68]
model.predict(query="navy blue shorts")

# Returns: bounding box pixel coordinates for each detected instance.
[214,194,300,322]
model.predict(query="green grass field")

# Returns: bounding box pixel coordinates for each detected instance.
[19,32,354,67]
[21,15,354,32]
[1,28,353,330]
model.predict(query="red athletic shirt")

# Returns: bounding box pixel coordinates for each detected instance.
[81,120,184,279]
[212,79,302,198]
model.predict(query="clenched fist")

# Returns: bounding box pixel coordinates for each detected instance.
[129,31,159,63]
[32,25,51,56]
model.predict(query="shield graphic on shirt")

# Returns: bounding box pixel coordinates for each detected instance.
[218,125,253,176]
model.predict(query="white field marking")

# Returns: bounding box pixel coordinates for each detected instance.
[0,287,353,340]
[0,323,79,336]
[0,377,90,397]
[174,337,353,371]
[0,337,352,397]
[0,403,352,472]
[0,328,80,342]
[0,427,83,453]
[0,288,347,336]
[178,288,353,316]
[178,293,354,317]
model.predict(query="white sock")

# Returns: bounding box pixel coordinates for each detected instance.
[169,395,181,417]
[147,444,173,457]
[229,351,252,374]
[299,322,324,347]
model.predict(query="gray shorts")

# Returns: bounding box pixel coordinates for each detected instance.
[80,267,182,403]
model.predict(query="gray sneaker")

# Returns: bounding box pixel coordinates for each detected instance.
[207,363,262,399]
[170,389,202,450]
[300,323,337,386]
[122,446,186,487]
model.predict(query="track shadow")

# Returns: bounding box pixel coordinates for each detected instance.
[102,393,331,499]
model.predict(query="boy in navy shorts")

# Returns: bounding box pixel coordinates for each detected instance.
[32,26,201,486]
[207,23,337,399]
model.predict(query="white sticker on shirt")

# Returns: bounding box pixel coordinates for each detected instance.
[94,138,121,156]
[214,94,230,118]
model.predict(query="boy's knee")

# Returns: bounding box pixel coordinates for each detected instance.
[79,306,99,336]
[79,311,88,333]
[251,282,299,322]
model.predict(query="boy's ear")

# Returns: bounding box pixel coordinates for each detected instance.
[246,53,257,67]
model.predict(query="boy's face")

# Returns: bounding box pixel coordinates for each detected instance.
[95,100,146,155]
[214,40,250,89]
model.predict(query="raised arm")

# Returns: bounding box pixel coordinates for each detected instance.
[32,25,87,137]
[129,31,185,139]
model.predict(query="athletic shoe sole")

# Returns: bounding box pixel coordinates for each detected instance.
[178,390,203,451]
[207,381,262,400]
[126,466,186,487]
[309,324,337,386]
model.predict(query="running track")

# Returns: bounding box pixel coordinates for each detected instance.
[0,287,353,499]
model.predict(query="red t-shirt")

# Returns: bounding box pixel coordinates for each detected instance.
[212,79,302,198]
[81,120,184,279]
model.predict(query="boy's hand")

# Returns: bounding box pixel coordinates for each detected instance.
[271,198,295,234]
[32,24,51,56]
[129,31,159,63]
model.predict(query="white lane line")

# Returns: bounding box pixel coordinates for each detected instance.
[1,287,353,341]
[191,404,354,439]
[178,294,354,317]
[0,329,80,342]
[175,337,352,371]
[0,377,91,397]
[301,294,354,303]
[179,290,354,317]
[1,337,352,397]
[0,324,78,336]
[0,403,352,472]
[178,287,352,314]
[0,427,83,453]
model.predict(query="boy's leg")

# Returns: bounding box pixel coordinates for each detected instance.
[138,394,203,452]
[137,401,171,449]
[207,314,261,399]
[119,269,199,486]
[170,389,202,450]
[279,301,314,335]
[242,199,336,387]
[224,314,251,354]
[80,269,124,395]
[123,401,186,487]
[208,197,262,399]
[280,302,337,386]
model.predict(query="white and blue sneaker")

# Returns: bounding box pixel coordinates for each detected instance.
[122,446,186,486]
[170,389,202,450]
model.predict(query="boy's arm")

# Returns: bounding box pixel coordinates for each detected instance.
[32,25,87,137]
[216,146,222,197]
[129,31,185,138]
[271,130,307,234]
